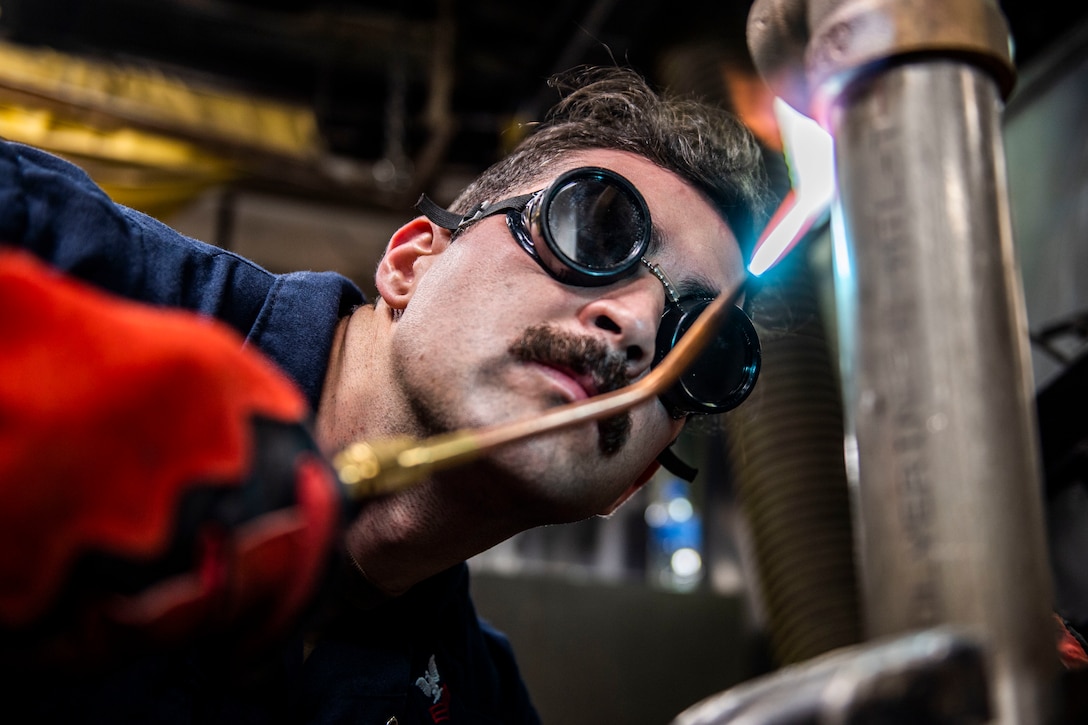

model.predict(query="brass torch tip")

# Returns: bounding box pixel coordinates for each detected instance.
[334,442,380,486]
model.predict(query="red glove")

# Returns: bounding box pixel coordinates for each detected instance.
[1057,615,1088,670]
[0,249,344,669]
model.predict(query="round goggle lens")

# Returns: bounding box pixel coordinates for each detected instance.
[539,169,648,278]
[655,301,761,416]
[678,305,759,405]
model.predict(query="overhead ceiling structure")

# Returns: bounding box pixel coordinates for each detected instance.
[0,0,740,214]
[0,0,1083,216]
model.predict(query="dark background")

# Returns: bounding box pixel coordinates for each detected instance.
[0,0,1082,204]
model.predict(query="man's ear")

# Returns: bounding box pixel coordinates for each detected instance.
[375,216,447,310]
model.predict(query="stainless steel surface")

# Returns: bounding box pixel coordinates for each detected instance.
[672,626,990,725]
[747,0,1015,122]
[743,1,1059,723]
[830,59,1056,725]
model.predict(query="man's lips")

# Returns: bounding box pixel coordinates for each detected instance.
[506,325,633,456]
[528,361,600,401]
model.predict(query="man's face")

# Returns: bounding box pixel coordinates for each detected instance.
[387,149,746,520]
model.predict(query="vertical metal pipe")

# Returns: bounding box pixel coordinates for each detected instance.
[829,59,1056,725]
[747,1,1058,722]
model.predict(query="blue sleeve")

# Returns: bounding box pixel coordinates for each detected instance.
[0,139,277,335]
[0,139,365,406]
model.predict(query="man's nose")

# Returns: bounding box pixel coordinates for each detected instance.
[576,276,662,376]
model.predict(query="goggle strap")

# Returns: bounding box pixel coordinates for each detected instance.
[657,447,698,482]
[415,194,465,230]
[416,193,535,232]
[473,194,535,222]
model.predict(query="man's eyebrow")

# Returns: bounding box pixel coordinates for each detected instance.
[648,224,721,299]
[677,276,718,300]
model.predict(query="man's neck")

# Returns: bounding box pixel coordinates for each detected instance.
[314,305,533,595]
[314,306,396,457]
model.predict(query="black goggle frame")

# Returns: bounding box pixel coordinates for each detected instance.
[504,167,650,287]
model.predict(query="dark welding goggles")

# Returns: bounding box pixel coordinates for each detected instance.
[415,166,761,420]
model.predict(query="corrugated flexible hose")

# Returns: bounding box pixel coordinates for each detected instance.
[723,230,862,666]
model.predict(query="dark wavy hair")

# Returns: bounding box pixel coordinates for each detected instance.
[448,65,773,261]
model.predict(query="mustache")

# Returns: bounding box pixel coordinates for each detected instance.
[508,324,632,456]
